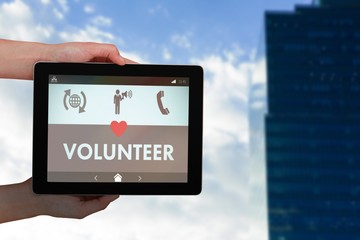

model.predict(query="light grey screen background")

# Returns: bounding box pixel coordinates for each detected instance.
[48,84,189,126]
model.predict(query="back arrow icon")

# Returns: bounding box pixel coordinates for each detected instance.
[138,176,141,181]
[94,175,98,181]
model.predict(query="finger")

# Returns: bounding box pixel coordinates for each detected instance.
[108,52,126,66]
[80,195,119,203]
[78,195,120,218]
[123,57,139,64]
[92,43,126,65]
[99,195,120,203]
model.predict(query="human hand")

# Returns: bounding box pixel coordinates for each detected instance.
[0,178,119,223]
[0,39,136,80]
[48,42,136,65]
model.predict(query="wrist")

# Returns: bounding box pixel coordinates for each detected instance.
[0,179,41,223]
[0,39,49,79]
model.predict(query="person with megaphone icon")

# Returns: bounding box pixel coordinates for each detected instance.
[114,89,132,115]
[114,89,123,115]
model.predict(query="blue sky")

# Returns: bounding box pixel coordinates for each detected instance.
[0,0,311,239]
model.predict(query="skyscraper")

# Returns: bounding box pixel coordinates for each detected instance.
[265,0,360,239]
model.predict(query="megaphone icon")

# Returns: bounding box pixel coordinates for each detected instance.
[122,90,133,99]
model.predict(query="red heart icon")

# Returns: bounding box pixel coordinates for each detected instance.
[110,121,127,137]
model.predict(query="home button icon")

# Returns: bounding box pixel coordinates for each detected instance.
[114,173,123,182]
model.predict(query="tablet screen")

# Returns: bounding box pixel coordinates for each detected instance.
[47,75,189,183]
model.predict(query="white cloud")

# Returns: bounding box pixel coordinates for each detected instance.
[0,80,33,185]
[59,25,115,43]
[171,33,192,49]
[0,0,53,41]
[162,47,172,61]
[57,0,69,13]
[121,51,149,64]
[190,51,269,239]
[40,0,51,4]
[58,15,122,45]
[192,53,251,197]
[53,7,64,20]
[84,4,94,13]
[223,44,246,62]
[91,16,112,27]
[148,4,169,17]
[249,58,267,110]
[0,193,261,240]
[43,0,70,20]
[251,57,267,85]
[248,56,269,240]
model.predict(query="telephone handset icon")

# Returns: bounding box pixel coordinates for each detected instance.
[156,90,170,115]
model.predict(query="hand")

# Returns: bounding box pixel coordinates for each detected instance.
[48,42,136,65]
[0,178,119,223]
[0,39,128,223]
[0,39,136,80]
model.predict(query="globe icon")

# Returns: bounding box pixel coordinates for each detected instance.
[69,94,81,108]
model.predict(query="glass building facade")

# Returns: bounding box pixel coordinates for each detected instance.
[265,1,360,239]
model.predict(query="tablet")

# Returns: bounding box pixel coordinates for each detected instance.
[32,62,203,195]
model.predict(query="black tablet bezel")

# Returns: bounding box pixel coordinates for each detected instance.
[32,62,203,195]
